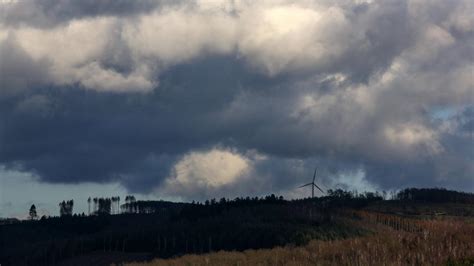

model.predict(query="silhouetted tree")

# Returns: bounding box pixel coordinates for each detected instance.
[111,197,116,214]
[68,200,74,215]
[59,201,66,217]
[90,197,114,215]
[29,204,37,220]
[93,197,98,213]
[59,200,74,217]
[87,197,91,215]
[124,195,137,213]
[111,196,121,214]
[117,196,120,214]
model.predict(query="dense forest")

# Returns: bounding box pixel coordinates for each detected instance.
[394,187,474,203]
[0,188,473,266]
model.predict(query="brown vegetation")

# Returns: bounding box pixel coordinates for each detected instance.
[126,214,474,266]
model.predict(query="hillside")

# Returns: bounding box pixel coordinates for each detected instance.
[1,188,473,266]
[127,214,474,266]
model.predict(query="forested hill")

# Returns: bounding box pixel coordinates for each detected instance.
[394,187,474,203]
[0,188,473,266]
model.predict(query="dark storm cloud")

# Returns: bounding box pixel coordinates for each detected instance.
[0,0,473,199]
[0,56,255,191]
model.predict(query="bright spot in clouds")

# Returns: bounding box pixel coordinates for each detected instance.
[159,149,251,199]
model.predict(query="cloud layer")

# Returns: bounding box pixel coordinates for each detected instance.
[0,0,473,200]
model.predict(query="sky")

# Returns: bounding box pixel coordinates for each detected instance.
[0,0,473,218]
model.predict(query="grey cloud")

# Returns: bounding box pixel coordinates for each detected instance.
[0,36,51,97]
[0,56,248,188]
[0,0,472,200]
[0,0,184,28]
[2,55,472,197]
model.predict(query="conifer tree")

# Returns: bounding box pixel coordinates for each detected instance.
[29,204,37,220]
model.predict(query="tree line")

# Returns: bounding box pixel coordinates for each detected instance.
[395,188,474,204]
[24,187,473,220]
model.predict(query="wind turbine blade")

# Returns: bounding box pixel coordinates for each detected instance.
[313,168,317,183]
[298,183,313,188]
[314,183,325,194]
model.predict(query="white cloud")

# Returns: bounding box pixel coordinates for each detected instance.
[158,148,251,199]
[237,4,351,75]
[331,169,379,192]
[0,1,365,92]
[123,8,237,66]
[75,62,154,92]
[384,123,442,156]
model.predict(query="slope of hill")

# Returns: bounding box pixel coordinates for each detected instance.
[127,215,474,266]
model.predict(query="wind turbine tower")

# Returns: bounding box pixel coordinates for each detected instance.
[299,168,325,198]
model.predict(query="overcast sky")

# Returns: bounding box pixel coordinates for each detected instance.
[0,0,473,218]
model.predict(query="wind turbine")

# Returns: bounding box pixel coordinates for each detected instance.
[299,168,325,198]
